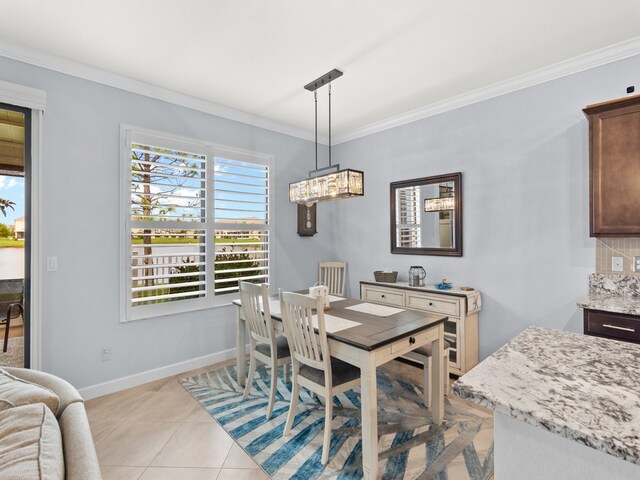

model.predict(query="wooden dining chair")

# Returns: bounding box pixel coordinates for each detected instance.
[279,290,360,465]
[318,261,347,297]
[406,340,451,408]
[240,281,291,420]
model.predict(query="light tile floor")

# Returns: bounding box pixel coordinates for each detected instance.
[86,360,494,480]
[86,361,269,480]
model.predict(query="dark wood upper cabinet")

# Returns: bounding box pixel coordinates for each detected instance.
[584,95,640,236]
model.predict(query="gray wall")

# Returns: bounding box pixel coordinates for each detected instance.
[2,51,637,386]
[0,56,334,388]
[330,55,640,359]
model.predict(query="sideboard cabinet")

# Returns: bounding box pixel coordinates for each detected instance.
[360,281,480,375]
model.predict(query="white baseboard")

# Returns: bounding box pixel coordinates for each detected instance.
[78,347,238,400]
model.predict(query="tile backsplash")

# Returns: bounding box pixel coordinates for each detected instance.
[596,238,640,276]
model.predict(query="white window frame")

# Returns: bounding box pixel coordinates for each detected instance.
[120,125,274,321]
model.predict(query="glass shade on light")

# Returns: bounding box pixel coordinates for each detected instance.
[424,197,455,212]
[289,169,364,204]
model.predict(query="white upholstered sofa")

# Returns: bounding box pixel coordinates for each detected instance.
[0,367,101,479]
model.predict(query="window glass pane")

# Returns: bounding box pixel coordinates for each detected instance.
[130,228,206,306]
[131,143,206,223]
[214,229,269,296]
[214,157,269,224]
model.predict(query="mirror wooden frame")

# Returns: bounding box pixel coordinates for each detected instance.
[390,172,463,256]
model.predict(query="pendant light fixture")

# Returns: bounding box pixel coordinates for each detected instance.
[424,196,455,212]
[424,184,455,212]
[289,69,364,205]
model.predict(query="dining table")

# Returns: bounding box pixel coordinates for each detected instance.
[233,292,447,480]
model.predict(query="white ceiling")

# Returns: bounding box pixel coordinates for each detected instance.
[1,0,640,142]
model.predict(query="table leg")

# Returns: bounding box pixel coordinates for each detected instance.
[431,323,444,426]
[236,307,246,387]
[360,351,378,479]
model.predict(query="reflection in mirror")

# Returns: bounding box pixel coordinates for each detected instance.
[391,172,462,256]
[397,182,455,248]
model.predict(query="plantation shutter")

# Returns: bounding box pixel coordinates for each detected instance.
[128,140,209,315]
[123,127,273,321]
[213,153,270,296]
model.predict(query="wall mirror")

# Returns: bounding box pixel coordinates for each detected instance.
[390,172,462,256]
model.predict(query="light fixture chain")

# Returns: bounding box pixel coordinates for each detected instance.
[328,83,332,167]
[314,90,318,171]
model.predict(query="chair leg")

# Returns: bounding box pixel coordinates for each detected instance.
[266,359,278,420]
[283,364,299,436]
[242,351,257,400]
[321,394,333,465]
[3,314,10,353]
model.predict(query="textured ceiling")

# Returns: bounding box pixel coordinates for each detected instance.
[1,0,640,140]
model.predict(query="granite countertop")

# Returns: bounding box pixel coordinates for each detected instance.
[453,326,640,466]
[578,294,640,316]
[577,273,640,316]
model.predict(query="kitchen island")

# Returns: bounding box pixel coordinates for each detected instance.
[453,326,640,480]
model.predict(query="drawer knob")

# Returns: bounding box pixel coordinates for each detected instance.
[429,302,433,306]
[409,336,416,345]
[381,294,385,298]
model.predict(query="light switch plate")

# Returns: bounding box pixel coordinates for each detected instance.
[46,257,57,272]
[612,256,624,272]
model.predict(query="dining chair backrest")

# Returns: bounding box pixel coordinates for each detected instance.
[239,282,273,344]
[319,261,347,297]
[279,290,330,375]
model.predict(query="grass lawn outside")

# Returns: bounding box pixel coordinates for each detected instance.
[0,238,24,248]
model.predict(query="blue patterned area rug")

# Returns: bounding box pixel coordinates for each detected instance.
[180,364,493,480]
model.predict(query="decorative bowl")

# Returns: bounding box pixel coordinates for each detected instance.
[435,282,453,290]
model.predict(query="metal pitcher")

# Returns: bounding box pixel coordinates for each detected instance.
[408,266,426,287]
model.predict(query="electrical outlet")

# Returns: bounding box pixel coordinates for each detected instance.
[634,256,640,273]
[102,346,111,361]
[612,256,624,272]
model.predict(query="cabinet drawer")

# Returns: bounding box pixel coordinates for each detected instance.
[390,328,437,355]
[406,292,459,316]
[584,309,640,344]
[362,287,405,307]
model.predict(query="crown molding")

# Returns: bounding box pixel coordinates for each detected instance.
[0,78,46,110]
[1,37,639,146]
[0,40,322,143]
[333,36,640,145]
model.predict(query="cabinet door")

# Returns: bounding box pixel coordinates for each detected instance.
[444,318,461,371]
[586,98,640,236]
